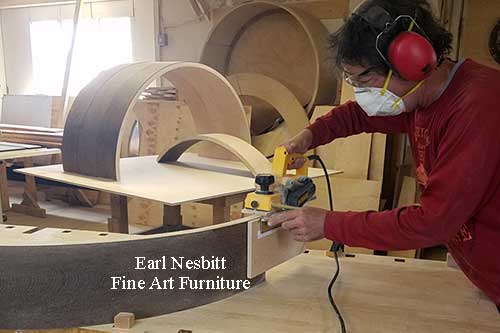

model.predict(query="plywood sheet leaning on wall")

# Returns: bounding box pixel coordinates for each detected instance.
[62,62,251,180]
[200,1,337,134]
[228,73,310,157]
[311,106,372,179]
[338,81,387,182]
[387,176,419,259]
[307,176,382,253]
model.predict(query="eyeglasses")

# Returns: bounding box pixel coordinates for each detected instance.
[343,66,377,87]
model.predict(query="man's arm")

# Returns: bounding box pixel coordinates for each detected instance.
[323,104,500,250]
[307,101,408,149]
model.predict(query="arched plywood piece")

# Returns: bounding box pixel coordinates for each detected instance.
[0,218,264,329]
[157,133,272,176]
[228,73,310,157]
[200,1,337,128]
[62,62,250,180]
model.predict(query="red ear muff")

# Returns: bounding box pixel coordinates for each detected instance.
[388,31,437,81]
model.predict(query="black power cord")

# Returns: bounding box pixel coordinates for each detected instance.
[308,154,347,333]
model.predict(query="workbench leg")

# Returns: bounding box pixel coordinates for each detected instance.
[163,205,182,229]
[0,161,10,212]
[207,193,247,225]
[211,198,231,224]
[11,157,46,218]
[108,194,129,234]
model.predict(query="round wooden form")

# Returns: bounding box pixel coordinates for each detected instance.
[200,1,337,129]
[0,218,263,329]
[157,133,272,176]
[62,62,251,181]
[227,73,310,157]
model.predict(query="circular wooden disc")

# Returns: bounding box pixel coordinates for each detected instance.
[201,2,337,136]
[227,11,315,115]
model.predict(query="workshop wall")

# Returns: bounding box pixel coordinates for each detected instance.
[158,0,347,63]
[460,0,500,69]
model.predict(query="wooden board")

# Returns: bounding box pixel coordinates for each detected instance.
[88,251,500,333]
[0,141,40,152]
[228,73,310,157]
[247,219,305,278]
[201,1,337,131]
[0,147,60,160]
[18,154,337,207]
[311,106,372,179]
[62,62,251,180]
[19,156,256,206]
[0,218,263,329]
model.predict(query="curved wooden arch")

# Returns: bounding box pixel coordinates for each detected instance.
[62,62,251,180]
[200,1,337,117]
[0,218,264,329]
[157,133,271,176]
[227,73,310,157]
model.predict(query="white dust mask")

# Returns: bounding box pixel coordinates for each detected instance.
[354,87,406,117]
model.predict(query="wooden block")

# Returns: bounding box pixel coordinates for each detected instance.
[127,198,163,227]
[311,106,372,179]
[113,312,135,330]
[247,219,305,278]
[163,205,182,227]
[447,252,459,269]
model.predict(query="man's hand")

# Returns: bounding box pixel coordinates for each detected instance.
[282,129,314,169]
[267,207,327,242]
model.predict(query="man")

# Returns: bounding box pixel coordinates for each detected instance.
[268,0,500,307]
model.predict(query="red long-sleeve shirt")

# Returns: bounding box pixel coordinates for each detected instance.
[307,59,500,305]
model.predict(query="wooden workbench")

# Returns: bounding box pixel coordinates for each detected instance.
[0,144,60,217]
[17,153,340,233]
[88,251,500,333]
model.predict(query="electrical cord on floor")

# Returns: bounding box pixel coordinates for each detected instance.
[308,154,347,333]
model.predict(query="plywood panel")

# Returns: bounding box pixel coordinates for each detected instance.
[89,251,500,333]
[388,176,418,258]
[307,176,381,252]
[247,219,305,278]
[201,1,337,133]
[311,106,372,179]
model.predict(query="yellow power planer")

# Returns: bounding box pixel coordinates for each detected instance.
[243,146,316,222]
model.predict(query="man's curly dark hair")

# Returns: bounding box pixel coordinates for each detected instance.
[329,0,453,76]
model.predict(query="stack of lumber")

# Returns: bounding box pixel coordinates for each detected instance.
[0,124,63,148]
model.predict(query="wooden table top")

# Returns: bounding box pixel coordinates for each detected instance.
[88,251,500,333]
[16,153,340,206]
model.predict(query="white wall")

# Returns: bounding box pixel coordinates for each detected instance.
[0,0,156,95]
[159,0,210,62]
